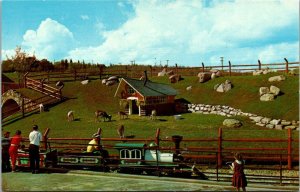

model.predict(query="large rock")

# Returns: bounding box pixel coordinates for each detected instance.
[166,70,174,76]
[223,119,242,128]
[259,87,270,96]
[108,76,119,81]
[106,80,117,86]
[270,119,281,125]
[253,70,263,76]
[186,86,192,91]
[270,85,280,96]
[198,72,211,83]
[261,117,271,124]
[268,75,286,82]
[101,79,107,85]
[216,80,232,93]
[211,73,216,79]
[260,94,275,101]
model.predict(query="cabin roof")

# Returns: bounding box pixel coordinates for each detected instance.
[114,143,146,149]
[115,78,177,97]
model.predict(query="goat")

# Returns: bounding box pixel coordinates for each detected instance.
[117,125,125,138]
[150,109,157,120]
[67,111,74,122]
[95,110,112,122]
[39,103,44,113]
[118,111,128,120]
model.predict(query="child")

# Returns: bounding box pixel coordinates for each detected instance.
[229,152,247,192]
[9,130,22,172]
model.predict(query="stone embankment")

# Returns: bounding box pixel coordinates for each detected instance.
[187,103,299,131]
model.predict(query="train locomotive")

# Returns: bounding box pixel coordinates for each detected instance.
[16,141,207,179]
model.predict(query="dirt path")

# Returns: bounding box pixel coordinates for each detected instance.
[2,170,298,191]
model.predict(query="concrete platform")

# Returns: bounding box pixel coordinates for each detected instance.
[2,170,299,191]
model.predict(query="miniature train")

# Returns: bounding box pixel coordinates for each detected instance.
[15,142,207,179]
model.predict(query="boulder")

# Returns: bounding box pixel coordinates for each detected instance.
[268,75,286,82]
[215,70,221,77]
[266,124,274,129]
[198,72,211,83]
[270,119,281,125]
[253,70,263,76]
[259,87,270,96]
[275,125,283,130]
[223,119,242,128]
[284,126,297,130]
[169,74,179,83]
[270,85,280,96]
[256,123,266,127]
[261,117,271,124]
[260,94,275,101]
[216,80,232,93]
[281,121,291,126]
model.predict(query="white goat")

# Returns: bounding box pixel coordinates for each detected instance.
[67,111,74,122]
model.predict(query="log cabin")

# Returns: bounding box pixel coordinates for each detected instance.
[114,74,177,116]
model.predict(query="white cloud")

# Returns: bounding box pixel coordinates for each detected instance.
[80,15,89,20]
[1,49,15,60]
[67,0,299,66]
[22,18,75,60]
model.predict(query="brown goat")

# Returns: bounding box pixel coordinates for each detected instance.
[118,111,128,120]
[95,110,112,122]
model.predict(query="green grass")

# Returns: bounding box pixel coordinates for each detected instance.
[2,72,299,152]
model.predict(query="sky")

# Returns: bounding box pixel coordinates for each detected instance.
[2,0,299,67]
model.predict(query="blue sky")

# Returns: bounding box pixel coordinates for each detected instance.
[2,0,299,67]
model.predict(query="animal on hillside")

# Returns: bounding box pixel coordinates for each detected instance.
[95,110,112,122]
[39,103,44,113]
[67,111,74,122]
[118,111,128,120]
[150,109,157,120]
[117,125,125,138]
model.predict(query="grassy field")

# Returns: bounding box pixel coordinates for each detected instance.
[2,72,299,151]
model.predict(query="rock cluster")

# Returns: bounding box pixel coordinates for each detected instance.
[249,116,299,130]
[214,80,232,93]
[197,70,221,83]
[187,103,299,131]
[259,85,281,101]
[253,68,275,76]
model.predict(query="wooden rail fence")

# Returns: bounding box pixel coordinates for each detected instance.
[37,128,299,170]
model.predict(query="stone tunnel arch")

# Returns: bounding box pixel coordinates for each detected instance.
[2,89,24,118]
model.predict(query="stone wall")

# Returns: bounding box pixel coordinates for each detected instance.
[187,103,299,131]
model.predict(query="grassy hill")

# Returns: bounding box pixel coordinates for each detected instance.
[2,72,299,147]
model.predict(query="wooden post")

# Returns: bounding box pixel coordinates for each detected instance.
[287,128,292,170]
[218,128,222,168]
[97,128,102,149]
[284,58,289,73]
[74,70,77,81]
[150,66,153,77]
[43,128,50,150]
[155,128,160,146]
[258,60,262,70]
[24,72,29,88]
[22,98,25,118]
[175,63,178,74]
[201,62,204,72]
[228,61,232,76]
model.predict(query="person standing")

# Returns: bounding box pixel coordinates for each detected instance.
[29,125,42,174]
[229,152,247,192]
[2,131,11,172]
[9,130,22,172]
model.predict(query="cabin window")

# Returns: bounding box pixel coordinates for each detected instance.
[127,87,135,94]
[146,96,167,105]
[120,149,142,159]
